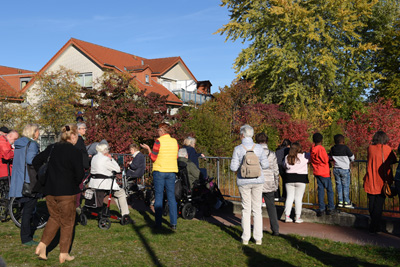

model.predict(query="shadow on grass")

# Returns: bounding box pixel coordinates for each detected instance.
[281,234,387,267]
[126,209,175,267]
[216,223,295,266]
[242,246,295,267]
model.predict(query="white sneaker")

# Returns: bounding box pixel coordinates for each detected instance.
[242,239,249,245]
[295,218,304,224]
[255,240,262,245]
[285,216,293,223]
[344,202,355,209]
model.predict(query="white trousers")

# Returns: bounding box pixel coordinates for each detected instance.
[114,188,130,216]
[238,183,263,241]
[284,182,306,218]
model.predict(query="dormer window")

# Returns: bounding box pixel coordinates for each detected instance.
[145,74,149,84]
[20,77,31,89]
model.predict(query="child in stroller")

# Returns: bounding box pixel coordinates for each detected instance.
[80,143,133,229]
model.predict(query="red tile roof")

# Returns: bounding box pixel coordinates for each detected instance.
[0,65,35,100]
[0,65,33,75]
[25,38,189,105]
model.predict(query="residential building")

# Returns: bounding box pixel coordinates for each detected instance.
[23,38,212,113]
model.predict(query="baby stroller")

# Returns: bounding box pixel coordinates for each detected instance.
[79,171,123,230]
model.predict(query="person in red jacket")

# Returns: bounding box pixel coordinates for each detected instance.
[0,130,19,179]
[310,133,335,217]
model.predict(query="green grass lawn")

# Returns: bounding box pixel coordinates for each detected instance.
[0,205,399,267]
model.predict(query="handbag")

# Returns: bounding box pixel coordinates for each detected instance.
[22,141,35,197]
[37,145,54,186]
[383,181,397,198]
[381,146,397,198]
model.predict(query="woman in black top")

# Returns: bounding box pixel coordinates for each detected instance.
[33,124,84,263]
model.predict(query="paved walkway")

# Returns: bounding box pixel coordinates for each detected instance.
[206,208,400,249]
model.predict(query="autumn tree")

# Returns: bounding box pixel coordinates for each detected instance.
[237,103,313,151]
[217,0,381,119]
[367,0,400,107]
[0,103,37,133]
[340,99,400,157]
[32,67,81,136]
[80,71,182,153]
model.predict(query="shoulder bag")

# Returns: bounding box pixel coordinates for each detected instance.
[37,145,54,186]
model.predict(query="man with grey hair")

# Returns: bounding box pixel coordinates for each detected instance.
[230,124,269,246]
[178,148,201,188]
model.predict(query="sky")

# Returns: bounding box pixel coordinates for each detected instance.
[1,1,247,94]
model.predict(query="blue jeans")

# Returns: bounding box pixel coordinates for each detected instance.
[316,176,335,211]
[153,171,177,227]
[333,168,351,203]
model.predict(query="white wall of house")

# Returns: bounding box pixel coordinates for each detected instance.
[48,46,103,86]
[160,62,196,92]
[26,45,104,105]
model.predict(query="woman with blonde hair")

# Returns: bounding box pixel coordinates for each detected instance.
[33,124,84,263]
[283,142,310,223]
[9,123,40,246]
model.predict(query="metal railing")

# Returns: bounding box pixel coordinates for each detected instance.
[172,89,212,105]
[112,154,399,214]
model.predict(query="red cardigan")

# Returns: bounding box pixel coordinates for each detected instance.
[364,144,397,195]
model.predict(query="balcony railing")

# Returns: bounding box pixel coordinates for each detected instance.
[172,89,212,105]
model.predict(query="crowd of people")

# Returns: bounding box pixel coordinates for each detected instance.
[1,120,400,261]
[231,124,400,245]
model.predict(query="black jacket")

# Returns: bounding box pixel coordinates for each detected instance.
[33,142,84,196]
[75,135,89,169]
[127,152,146,178]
